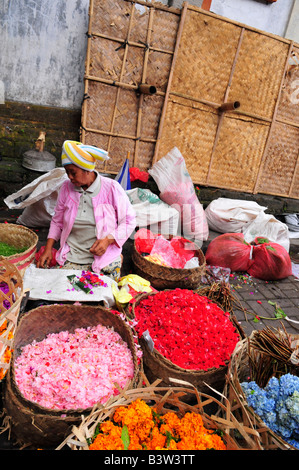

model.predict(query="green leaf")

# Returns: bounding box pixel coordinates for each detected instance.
[268,301,286,319]
[121,424,130,450]
[256,237,269,245]
[275,307,286,319]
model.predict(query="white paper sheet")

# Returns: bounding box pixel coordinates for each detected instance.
[24,265,117,307]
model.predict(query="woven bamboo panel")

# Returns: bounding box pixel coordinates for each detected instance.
[227,29,289,120]
[207,116,270,193]
[277,46,299,125]
[155,96,218,182]
[82,0,299,199]
[81,0,181,174]
[170,10,241,105]
[257,122,299,198]
[154,3,299,198]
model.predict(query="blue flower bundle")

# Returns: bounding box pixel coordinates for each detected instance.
[241,373,299,449]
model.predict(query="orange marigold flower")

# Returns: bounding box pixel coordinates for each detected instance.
[113,399,154,441]
[89,423,123,450]
[145,425,166,450]
[89,400,226,451]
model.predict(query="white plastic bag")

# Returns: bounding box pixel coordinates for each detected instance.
[205,198,267,233]
[16,190,60,227]
[149,148,209,245]
[126,187,180,236]
[204,197,290,252]
[4,168,67,227]
[242,211,290,252]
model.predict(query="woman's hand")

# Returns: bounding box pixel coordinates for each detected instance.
[36,239,55,268]
[90,235,115,257]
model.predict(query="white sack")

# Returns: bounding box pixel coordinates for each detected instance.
[148,147,209,245]
[23,265,117,308]
[4,167,68,228]
[242,211,290,252]
[16,190,60,227]
[126,187,180,236]
[205,198,267,233]
[4,167,67,209]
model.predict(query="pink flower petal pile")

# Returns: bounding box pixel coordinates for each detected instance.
[14,324,135,410]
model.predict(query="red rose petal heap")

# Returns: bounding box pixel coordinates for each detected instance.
[133,289,239,371]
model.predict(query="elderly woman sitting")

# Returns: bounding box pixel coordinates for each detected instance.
[36,140,136,281]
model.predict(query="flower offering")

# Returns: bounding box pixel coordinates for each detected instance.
[67,270,108,294]
[133,289,239,370]
[14,324,135,410]
[89,398,227,450]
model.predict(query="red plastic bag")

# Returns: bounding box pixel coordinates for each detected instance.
[134,229,159,254]
[129,167,149,182]
[35,246,57,268]
[248,237,292,281]
[205,233,253,272]
[169,236,197,265]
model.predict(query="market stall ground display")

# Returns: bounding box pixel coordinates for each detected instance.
[1,214,299,450]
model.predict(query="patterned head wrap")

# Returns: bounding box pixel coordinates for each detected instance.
[61,140,109,171]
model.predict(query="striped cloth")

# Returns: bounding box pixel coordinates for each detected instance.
[61,140,109,171]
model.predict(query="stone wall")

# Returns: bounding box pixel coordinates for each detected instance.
[0,101,80,199]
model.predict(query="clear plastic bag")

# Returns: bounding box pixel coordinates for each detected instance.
[149,148,209,245]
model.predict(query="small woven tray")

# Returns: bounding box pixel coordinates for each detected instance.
[132,241,206,290]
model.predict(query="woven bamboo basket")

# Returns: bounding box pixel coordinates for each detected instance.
[0,223,38,277]
[132,241,206,290]
[0,259,23,381]
[224,331,299,450]
[56,376,250,450]
[2,304,143,448]
[129,291,243,398]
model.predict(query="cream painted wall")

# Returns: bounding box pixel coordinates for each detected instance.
[210,0,295,38]
[0,0,296,110]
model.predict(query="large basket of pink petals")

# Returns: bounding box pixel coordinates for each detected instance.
[2,304,142,448]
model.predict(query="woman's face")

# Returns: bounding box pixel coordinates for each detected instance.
[65,164,94,188]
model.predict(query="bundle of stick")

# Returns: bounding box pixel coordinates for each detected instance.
[247,323,299,387]
[196,281,247,317]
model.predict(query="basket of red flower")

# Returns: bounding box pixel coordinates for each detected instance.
[132,230,206,290]
[57,377,245,450]
[0,223,38,277]
[2,304,143,448]
[130,289,242,397]
[0,259,23,381]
